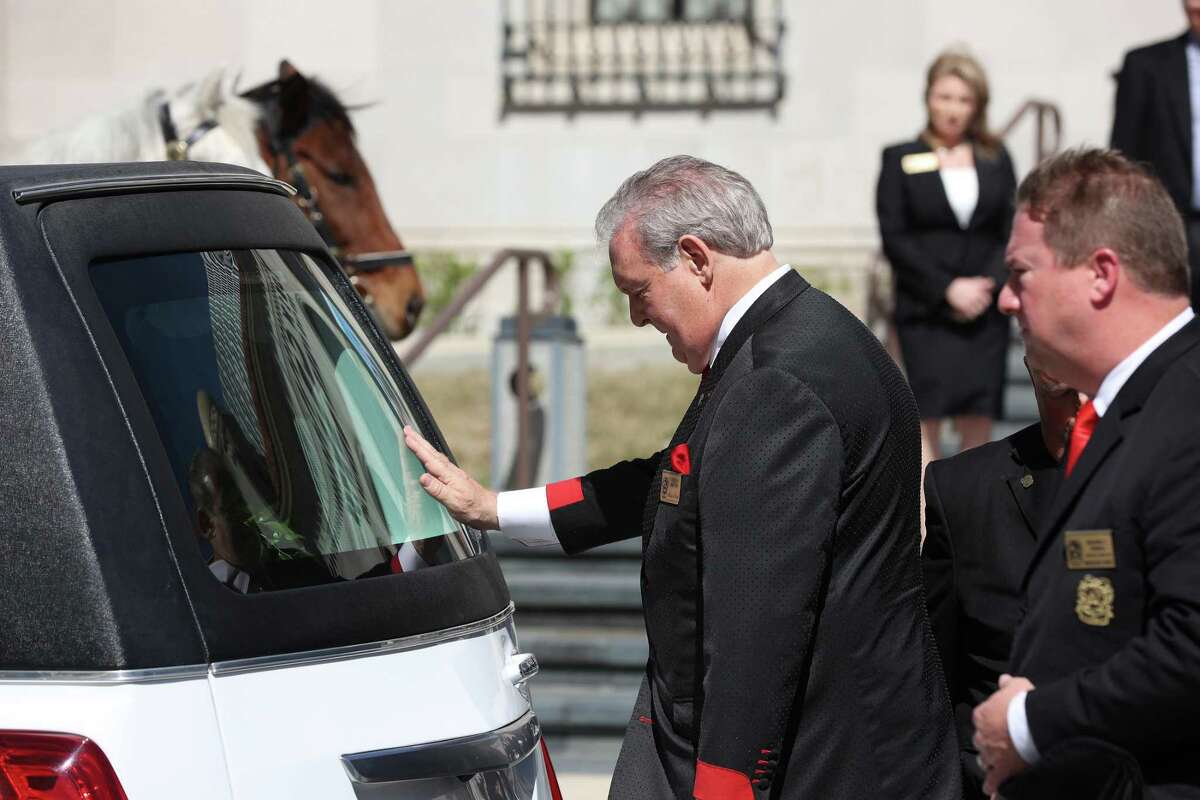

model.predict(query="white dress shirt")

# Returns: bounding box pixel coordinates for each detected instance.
[1187,36,1200,210]
[1007,305,1196,764]
[940,166,979,230]
[496,265,795,546]
[396,540,430,572]
[209,559,252,594]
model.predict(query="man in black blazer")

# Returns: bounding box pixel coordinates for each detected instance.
[973,149,1200,799]
[405,156,959,799]
[1110,3,1200,307]
[923,358,1077,797]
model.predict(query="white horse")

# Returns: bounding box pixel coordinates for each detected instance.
[6,68,268,173]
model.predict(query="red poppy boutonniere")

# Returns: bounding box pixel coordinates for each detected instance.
[670,443,691,475]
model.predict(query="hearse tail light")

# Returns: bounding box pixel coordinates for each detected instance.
[0,731,129,800]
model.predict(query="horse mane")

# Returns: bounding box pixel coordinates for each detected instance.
[246,72,358,144]
[304,77,356,135]
[5,68,270,174]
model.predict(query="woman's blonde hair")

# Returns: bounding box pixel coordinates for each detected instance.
[922,48,1001,157]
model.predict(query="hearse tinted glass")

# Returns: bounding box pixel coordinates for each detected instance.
[91,248,473,593]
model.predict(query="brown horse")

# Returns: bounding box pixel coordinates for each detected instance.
[240,61,423,340]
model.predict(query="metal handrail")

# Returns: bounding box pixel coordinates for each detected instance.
[400,248,561,487]
[998,99,1063,164]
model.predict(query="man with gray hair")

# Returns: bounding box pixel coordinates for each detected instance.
[405,155,959,799]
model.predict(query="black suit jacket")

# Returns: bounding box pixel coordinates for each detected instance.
[1111,33,1194,215]
[547,270,960,799]
[923,423,1061,797]
[1009,318,1200,798]
[876,139,1017,324]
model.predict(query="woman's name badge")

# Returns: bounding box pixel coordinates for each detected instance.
[901,152,939,175]
[660,470,682,505]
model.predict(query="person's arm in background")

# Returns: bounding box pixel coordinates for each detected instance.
[922,462,961,708]
[876,146,957,312]
[1111,50,1149,158]
[984,145,1018,291]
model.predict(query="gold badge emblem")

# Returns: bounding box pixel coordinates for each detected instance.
[1064,530,1116,570]
[1020,473,1034,489]
[901,152,939,175]
[1075,574,1115,627]
[659,470,681,505]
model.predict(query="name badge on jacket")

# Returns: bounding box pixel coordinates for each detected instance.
[901,152,939,175]
[1064,530,1116,570]
[660,470,682,505]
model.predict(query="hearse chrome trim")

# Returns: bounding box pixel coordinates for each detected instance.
[0,604,515,684]
[341,709,541,783]
[0,663,209,685]
[209,603,517,677]
[12,173,296,204]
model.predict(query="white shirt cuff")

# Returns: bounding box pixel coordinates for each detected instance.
[1007,690,1041,765]
[496,487,558,547]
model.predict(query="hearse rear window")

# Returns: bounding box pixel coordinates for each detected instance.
[91,249,474,593]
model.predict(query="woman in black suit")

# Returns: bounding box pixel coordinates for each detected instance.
[876,49,1016,461]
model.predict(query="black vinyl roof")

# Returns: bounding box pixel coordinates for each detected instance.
[0,162,508,671]
[0,160,285,199]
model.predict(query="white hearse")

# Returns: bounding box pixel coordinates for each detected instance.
[0,162,560,799]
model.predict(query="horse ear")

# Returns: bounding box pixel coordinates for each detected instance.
[196,68,227,112]
[277,68,311,138]
[240,60,311,139]
[238,74,279,103]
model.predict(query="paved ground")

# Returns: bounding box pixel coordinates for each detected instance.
[546,735,620,799]
[558,773,611,799]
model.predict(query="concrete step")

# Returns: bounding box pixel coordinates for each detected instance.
[502,557,642,610]
[1006,342,1029,380]
[530,667,644,734]
[515,609,645,629]
[1003,383,1038,420]
[520,624,648,669]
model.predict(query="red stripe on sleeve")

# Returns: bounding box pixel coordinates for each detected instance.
[694,760,753,800]
[545,478,584,511]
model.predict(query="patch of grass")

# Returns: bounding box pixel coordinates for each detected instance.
[586,366,697,469]
[414,252,481,333]
[410,368,493,482]
[410,365,699,483]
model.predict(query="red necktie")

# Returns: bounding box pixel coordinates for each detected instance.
[1065,400,1098,478]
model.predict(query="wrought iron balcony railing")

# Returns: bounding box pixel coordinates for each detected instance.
[501,0,786,118]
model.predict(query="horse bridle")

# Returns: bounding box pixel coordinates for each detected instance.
[264,139,413,277]
[158,102,219,162]
[157,100,412,278]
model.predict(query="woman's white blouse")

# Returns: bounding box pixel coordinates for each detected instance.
[939,165,979,229]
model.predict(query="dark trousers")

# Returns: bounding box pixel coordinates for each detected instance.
[1187,215,1200,311]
